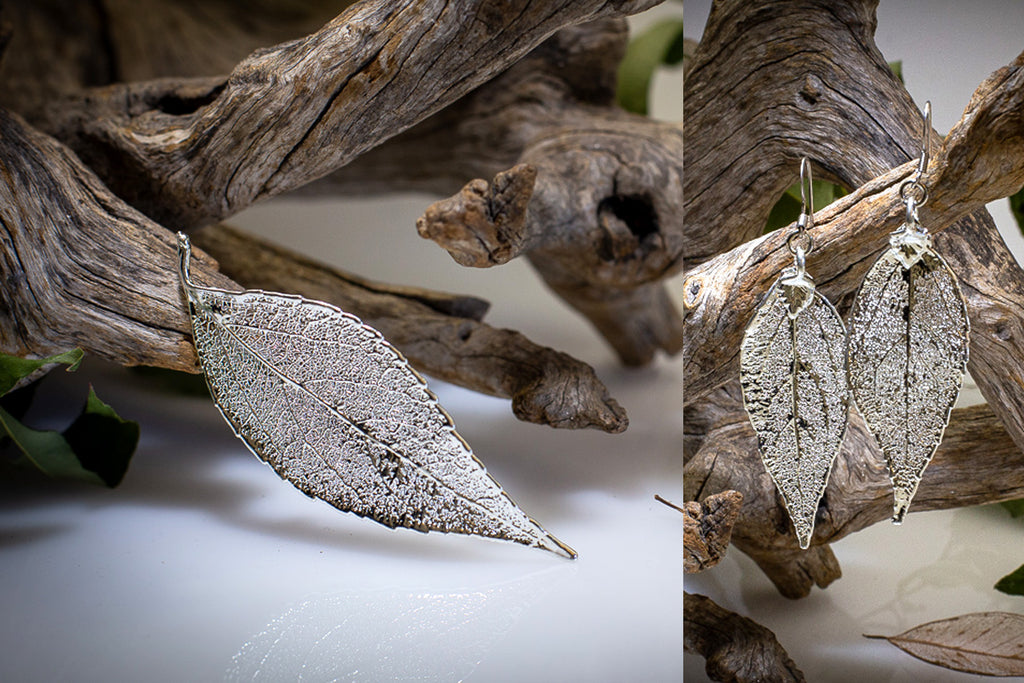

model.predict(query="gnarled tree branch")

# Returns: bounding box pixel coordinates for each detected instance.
[685,394,1024,598]
[0,108,626,431]
[683,0,1024,598]
[4,5,682,368]
[192,224,629,432]
[34,0,660,230]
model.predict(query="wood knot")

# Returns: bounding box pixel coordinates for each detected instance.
[799,74,823,106]
[994,319,1013,341]
[683,276,703,309]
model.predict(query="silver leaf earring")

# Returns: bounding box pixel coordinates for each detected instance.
[848,102,970,523]
[740,158,850,549]
[175,232,575,558]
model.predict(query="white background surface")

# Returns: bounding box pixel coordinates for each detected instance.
[684,1,1024,682]
[0,5,684,683]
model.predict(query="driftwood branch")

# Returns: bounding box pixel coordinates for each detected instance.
[684,490,743,574]
[685,592,807,683]
[192,224,628,432]
[0,109,626,431]
[685,394,1024,598]
[683,0,1024,598]
[32,0,659,230]
[0,108,227,371]
[2,4,682,368]
[415,99,683,365]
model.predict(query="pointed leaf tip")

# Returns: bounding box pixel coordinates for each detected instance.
[181,271,571,556]
[872,612,1024,676]
[850,247,969,519]
[741,275,849,548]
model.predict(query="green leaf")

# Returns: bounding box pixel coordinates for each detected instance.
[890,60,904,83]
[664,27,686,66]
[617,18,685,115]
[0,353,138,487]
[995,564,1024,596]
[765,192,803,234]
[0,348,83,396]
[764,180,848,234]
[0,406,105,485]
[1001,499,1024,518]
[1009,187,1024,233]
[61,386,139,487]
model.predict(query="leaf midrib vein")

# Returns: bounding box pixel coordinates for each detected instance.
[203,299,527,533]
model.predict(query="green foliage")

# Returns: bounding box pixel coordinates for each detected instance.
[1002,499,1024,518]
[995,564,1024,597]
[889,60,903,83]
[0,350,138,486]
[0,348,82,395]
[992,503,1024,596]
[765,180,848,234]
[1009,187,1024,234]
[617,18,685,115]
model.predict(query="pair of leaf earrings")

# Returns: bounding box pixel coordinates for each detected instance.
[741,103,971,549]
[175,232,575,559]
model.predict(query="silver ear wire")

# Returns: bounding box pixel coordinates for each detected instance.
[915,101,931,181]
[788,157,815,257]
[798,156,814,229]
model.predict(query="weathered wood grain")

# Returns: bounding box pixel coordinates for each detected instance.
[32,0,660,230]
[1,5,681,367]
[683,0,1024,600]
[0,109,626,430]
[685,592,807,683]
[0,108,229,371]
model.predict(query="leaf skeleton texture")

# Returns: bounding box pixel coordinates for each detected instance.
[870,612,1024,676]
[740,268,849,549]
[175,233,574,558]
[849,235,969,523]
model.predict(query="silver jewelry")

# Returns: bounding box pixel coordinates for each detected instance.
[175,232,575,557]
[740,158,850,549]
[848,102,970,523]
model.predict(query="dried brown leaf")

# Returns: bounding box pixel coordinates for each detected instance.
[867,612,1024,677]
[683,490,742,573]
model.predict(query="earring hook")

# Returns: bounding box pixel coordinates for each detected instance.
[798,156,814,229]
[914,100,931,181]
[899,102,931,223]
[788,157,814,256]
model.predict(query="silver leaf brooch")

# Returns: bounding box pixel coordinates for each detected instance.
[176,232,575,558]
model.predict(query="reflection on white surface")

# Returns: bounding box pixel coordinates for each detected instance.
[227,571,565,682]
[685,507,1024,683]
[0,352,681,682]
